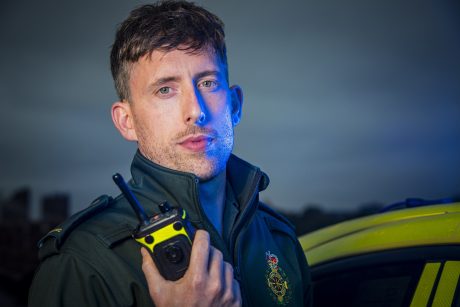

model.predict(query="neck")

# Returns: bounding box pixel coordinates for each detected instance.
[198,169,226,236]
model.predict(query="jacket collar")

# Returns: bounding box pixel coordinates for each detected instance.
[129,150,269,223]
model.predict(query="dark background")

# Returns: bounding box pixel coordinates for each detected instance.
[1,0,460,216]
[1,0,460,305]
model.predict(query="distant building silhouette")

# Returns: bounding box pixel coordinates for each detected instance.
[0,188,69,306]
[282,202,384,236]
[0,188,30,223]
[42,193,69,225]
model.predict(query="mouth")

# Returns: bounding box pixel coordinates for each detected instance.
[177,134,214,152]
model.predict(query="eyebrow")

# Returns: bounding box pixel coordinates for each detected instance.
[194,70,221,80]
[149,76,180,89]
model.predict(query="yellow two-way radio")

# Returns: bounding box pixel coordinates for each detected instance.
[113,173,195,281]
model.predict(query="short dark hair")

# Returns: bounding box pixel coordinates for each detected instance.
[110,0,227,100]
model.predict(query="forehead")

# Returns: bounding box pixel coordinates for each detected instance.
[133,48,224,78]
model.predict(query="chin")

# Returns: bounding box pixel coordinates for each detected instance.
[188,158,226,181]
[190,165,219,181]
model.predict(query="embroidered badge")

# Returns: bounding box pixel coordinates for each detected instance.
[265,251,291,305]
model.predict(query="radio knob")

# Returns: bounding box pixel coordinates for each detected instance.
[145,235,154,244]
[173,222,183,231]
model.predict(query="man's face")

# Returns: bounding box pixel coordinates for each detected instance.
[115,48,242,180]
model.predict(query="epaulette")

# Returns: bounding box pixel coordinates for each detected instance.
[37,195,113,260]
[259,202,296,234]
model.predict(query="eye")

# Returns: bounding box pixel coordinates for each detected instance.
[199,80,218,88]
[158,87,170,95]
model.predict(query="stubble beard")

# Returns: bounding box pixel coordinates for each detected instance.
[137,120,234,180]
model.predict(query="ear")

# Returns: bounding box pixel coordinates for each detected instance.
[230,85,243,126]
[111,101,138,141]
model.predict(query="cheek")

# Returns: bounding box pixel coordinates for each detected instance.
[209,107,232,128]
[207,93,233,119]
[133,111,160,141]
[144,117,174,140]
[137,103,178,133]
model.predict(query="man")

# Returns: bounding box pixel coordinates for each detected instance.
[29,1,312,306]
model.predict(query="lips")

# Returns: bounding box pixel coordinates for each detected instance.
[178,135,213,152]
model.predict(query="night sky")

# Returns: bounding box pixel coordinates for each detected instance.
[1,0,460,219]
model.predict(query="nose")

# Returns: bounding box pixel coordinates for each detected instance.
[183,86,208,126]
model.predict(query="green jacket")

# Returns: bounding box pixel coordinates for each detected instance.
[29,151,312,306]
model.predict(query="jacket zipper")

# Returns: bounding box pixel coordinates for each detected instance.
[229,171,262,306]
[192,170,262,306]
[191,177,233,261]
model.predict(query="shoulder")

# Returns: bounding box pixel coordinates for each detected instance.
[37,194,135,261]
[38,195,112,249]
[257,202,297,238]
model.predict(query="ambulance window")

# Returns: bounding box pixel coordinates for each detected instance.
[313,262,423,307]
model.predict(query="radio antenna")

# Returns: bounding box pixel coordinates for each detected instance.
[112,173,150,225]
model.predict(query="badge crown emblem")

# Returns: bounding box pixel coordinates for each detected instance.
[265,251,291,305]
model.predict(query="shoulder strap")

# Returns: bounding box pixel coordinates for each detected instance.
[38,195,113,260]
